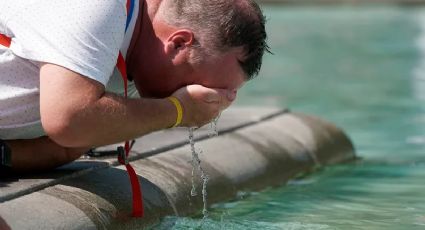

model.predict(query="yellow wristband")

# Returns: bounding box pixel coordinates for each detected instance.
[167,96,183,128]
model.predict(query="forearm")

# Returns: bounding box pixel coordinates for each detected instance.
[6,95,174,172]
[45,93,176,148]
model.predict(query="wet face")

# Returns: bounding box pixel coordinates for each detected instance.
[128,9,246,99]
[190,52,246,94]
[135,51,246,99]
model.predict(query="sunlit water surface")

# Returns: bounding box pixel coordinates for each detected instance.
[151,5,425,229]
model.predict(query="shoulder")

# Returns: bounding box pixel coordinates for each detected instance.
[3,0,127,22]
[7,0,129,86]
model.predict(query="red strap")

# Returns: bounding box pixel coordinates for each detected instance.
[116,52,144,217]
[125,164,144,216]
[0,34,11,48]
[126,0,131,15]
[113,0,144,218]
[116,53,128,97]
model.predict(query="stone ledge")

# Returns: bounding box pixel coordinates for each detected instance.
[0,107,355,230]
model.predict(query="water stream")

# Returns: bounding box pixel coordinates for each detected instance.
[188,127,210,219]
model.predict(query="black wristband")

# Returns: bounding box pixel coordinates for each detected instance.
[0,139,12,168]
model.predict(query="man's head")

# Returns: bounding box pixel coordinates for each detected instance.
[128,0,269,98]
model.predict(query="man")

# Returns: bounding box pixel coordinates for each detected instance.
[0,0,268,172]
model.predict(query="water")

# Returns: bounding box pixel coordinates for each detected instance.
[188,127,210,218]
[188,118,220,219]
[152,5,425,229]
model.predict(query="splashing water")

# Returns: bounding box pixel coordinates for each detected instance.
[188,118,220,219]
[208,115,220,138]
[188,127,199,197]
[188,127,209,218]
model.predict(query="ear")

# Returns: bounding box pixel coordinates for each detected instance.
[164,29,195,63]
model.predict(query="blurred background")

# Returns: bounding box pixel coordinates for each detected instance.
[154,1,425,229]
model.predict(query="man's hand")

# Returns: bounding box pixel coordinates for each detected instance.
[171,84,237,128]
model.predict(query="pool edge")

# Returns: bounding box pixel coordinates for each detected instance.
[0,110,355,230]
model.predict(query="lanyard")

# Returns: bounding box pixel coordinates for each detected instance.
[0,34,11,47]
[0,0,144,218]
[117,0,144,218]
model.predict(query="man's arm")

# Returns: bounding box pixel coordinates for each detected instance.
[6,137,89,172]
[4,63,231,172]
[40,63,231,148]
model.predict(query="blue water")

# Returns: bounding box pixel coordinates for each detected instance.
[152,5,425,229]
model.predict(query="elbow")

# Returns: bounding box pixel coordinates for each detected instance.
[41,113,87,148]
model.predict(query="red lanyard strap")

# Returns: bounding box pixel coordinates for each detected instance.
[116,52,144,218]
[116,0,144,218]
[0,34,11,48]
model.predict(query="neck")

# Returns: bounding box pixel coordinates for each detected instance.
[126,0,162,73]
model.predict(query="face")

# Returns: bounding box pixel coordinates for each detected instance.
[129,12,246,98]
[135,51,246,99]
[190,52,246,94]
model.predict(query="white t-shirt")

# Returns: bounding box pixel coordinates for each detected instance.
[0,0,139,139]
